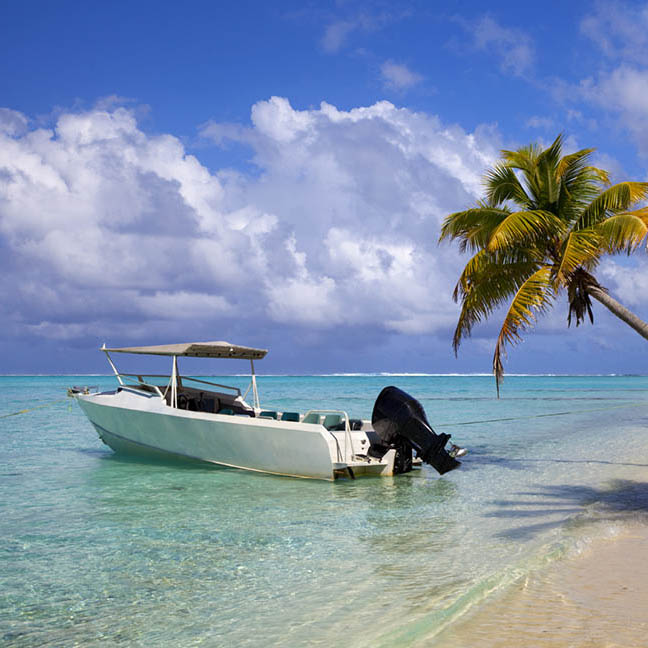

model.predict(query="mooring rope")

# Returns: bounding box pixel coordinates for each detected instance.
[0,398,69,420]
[434,400,648,428]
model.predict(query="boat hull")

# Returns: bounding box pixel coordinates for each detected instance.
[77,390,337,480]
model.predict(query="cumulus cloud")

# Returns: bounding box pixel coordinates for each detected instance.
[0,98,501,362]
[0,108,29,136]
[380,61,423,90]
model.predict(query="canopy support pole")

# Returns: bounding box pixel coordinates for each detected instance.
[250,359,260,410]
[102,345,123,386]
[171,355,178,408]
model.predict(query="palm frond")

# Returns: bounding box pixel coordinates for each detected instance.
[500,144,540,175]
[439,206,511,252]
[538,133,564,166]
[556,148,595,181]
[492,266,555,395]
[583,166,611,185]
[452,250,540,353]
[487,209,565,252]
[556,151,607,224]
[453,248,540,299]
[484,164,533,208]
[577,182,648,229]
[554,229,603,285]
[597,210,648,253]
[510,134,563,206]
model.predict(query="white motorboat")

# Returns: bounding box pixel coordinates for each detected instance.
[72,341,462,480]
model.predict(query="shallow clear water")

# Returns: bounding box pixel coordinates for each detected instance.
[2,375,648,646]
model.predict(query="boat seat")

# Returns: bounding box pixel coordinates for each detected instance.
[302,412,323,424]
[259,411,278,419]
[218,404,254,416]
[201,397,217,413]
[178,393,219,413]
[323,414,343,430]
[329,418,363,431]
[281,412,300,422]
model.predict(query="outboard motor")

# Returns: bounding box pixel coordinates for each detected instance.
[371,386,460,475]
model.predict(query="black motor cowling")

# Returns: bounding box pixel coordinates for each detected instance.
[371,386,460,475]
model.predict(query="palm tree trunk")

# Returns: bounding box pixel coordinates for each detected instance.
[588,286,648,341]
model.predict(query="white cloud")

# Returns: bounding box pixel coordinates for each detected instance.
[380,61,423,90]
[0,108,29,136]
[586,66,648,115]
[569,3,648,155]
[467,15,534,77]
[525,116,554,130]
[599,258,648,307]
[580,66,648,153]
[321,20,356,53]
[0,99,500,349]
[581,1,648,64]
[251,96,314,142]
[319,11,394,54]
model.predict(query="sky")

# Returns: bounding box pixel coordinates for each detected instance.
[2,0,648,376]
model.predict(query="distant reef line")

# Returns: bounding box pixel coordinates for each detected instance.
[1,373,647,378]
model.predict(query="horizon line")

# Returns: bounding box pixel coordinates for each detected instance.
[1,373,647,378]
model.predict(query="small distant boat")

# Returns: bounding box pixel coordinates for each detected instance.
[72,341,462,480]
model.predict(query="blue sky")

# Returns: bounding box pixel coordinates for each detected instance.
[2,0,648,376]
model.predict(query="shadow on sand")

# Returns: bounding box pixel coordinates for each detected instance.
[487,479,648,540]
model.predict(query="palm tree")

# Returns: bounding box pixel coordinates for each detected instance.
[439,134,648,396]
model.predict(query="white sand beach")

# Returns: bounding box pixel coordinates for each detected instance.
[434,528,648,647]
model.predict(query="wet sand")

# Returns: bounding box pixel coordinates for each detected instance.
[432,529,648,647]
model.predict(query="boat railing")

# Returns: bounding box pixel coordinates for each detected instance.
[301,409,354,463]
[175,375,242,396]
[118,373,242,397]
[118,377,165,398]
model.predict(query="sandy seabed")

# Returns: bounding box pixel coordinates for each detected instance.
[431,530,648,647]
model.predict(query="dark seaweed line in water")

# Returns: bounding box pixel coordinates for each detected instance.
[420,396,637,402]
[435,400,648,428]
[0,398,68,419]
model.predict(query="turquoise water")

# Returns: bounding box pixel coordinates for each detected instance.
[2,375,648,646]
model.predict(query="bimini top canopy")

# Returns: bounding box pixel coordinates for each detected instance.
[102,341,268,360]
